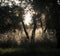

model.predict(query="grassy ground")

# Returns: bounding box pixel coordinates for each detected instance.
[0,47,60,56]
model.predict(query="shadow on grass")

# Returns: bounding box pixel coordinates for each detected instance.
[0,47,60,56]
[0,39,59,56]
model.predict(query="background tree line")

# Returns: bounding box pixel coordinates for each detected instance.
[0,0,60,48]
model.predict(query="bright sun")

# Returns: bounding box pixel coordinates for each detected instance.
[24,11,32,25]
[11,0,34,26]
[23,4,35,26]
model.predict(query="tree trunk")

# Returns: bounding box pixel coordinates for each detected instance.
[21,20,29,40]
[31,15,37,43]
[55,10,60,48]
[31,23,36,42]
[56,29,60,48]
[53,2,60,48]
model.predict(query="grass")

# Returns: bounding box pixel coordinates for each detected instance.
[0,48,27,54]
[0,48,19,54]
[0,47,60,56]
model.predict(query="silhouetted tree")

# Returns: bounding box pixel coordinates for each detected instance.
[52,1,60,48]
[31,14,37,43]
[0,1,29,39]
[31,0,60,48]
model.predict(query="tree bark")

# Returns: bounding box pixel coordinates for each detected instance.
[53,2,60,48]
[21,20,29,40]
[31,14,37,43]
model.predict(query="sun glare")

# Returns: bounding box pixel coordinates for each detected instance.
[14,0,21,6]
[24,11,32,25]
[23,3,34,26]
